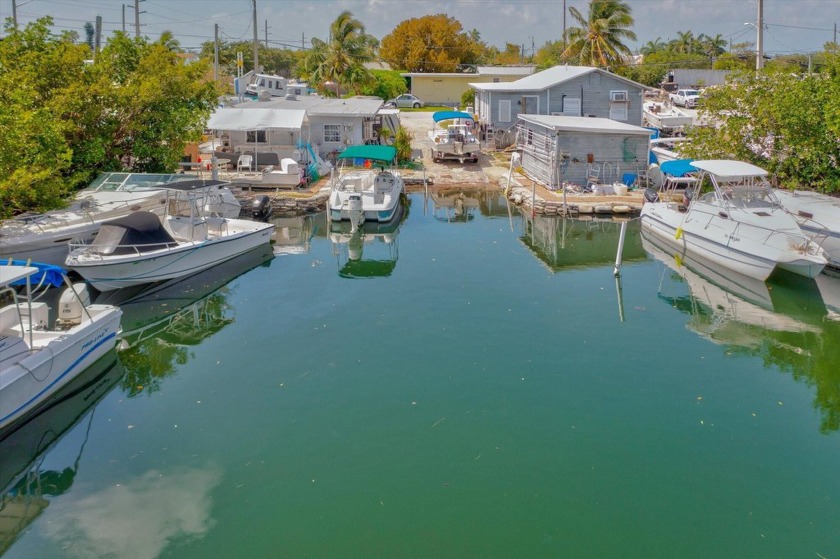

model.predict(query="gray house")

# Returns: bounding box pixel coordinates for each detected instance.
[470,65,650,138]
[515,114,651,189]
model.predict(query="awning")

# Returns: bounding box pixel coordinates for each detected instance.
[206,108,307,131]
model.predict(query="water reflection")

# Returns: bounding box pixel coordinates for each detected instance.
[96,245,274,396]
[270,214,322,255]
[642,230,840,433]
[423,186,510,219]
[0,352,124,553]
[330,205,405,279]
[520,213,646,271]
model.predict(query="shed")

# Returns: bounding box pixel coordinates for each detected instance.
[471,65,650,139]
[515,114,651,188]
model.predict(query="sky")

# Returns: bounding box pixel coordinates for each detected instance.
[4,0,839,57]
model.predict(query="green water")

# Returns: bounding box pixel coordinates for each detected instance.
[2,190,839,558]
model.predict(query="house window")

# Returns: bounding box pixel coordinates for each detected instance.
[324,124,341,143]
[521,95,539,114]
[492,77,501,83]
[562,98,581,116]
[246,130,267,143]
[499,100,512,123]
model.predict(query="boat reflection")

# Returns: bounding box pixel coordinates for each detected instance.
[95,244,274,396]
[270,214,322,255]
[643,230,840,433]
[330,205,404,279]
[520,213,646,272]
[0,351,124,553]
[424,186,510,219]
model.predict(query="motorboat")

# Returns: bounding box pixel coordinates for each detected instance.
[642,101,693,135]
[0,172,240,266]
[773,189,840,269]
[0,262,122,435]
[428,110,480,163]
[649,136,691,164]
[640,159,828,281]
[65,180,274,291]
[327,145,404,229]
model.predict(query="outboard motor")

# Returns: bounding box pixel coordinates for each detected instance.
[643,187,660,203]
[347,194,364,232]
[251,195,273,221]
[55,282,92,330]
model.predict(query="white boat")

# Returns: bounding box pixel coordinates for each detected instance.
[327,145,404,229]
[649,136,691,164]
[0,173,240,266]
[640,159,828,281]
[773,189,840,269]
[643,101,693,134]
[0,262,122,435]
[428,110,480,163]
[65,180,274,291]
[245,73,309,98]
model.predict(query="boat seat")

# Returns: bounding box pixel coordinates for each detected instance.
[166,216,207,241]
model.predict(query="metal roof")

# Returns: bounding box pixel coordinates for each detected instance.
[231,95,383,118]
[518,114,651,135]
[470,65,650,92]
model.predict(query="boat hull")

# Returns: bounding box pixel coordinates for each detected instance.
[775,189,840,269]
[67,221,274,291]
[640,201,826,281]
[0,306,122,434]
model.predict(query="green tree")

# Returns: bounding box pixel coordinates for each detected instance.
[304,10,376,97]
[640,38,665,56]
[83,21,94,52]
[684,59,840,193]
[380,14,481,72]
[562,0,637,68]
[0,19,220,217]
[356,69,407,101]
[158,30,182,52]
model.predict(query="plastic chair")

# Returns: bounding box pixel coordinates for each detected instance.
[237,154,253,174]
[622,173,637,187]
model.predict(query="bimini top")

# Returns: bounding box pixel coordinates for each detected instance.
[660,159,697,178]
[337,145,397,163]
[3,260,66,287]
[432,110,474,123]
[691,160,769,179]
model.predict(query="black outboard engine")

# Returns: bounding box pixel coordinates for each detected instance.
[251,195,273,221]
[643,187,659,203]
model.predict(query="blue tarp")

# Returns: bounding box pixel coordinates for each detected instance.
[660,159,697,178]
[432,111,474,123]
[7,260,67,287]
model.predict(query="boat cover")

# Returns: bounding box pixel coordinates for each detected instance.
[4,260,66,287]
[660,159,697,177]
[337,145,397,163]
[90,211,177,255]
[432,111,474,123]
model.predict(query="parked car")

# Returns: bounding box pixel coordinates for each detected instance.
[385,94,424,109]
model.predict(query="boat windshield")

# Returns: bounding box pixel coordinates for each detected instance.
[712,175,778,209]
[83,173,191,193]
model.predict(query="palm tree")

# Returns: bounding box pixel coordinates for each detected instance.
[158,30,181,52]
[562,0,637,68]
[640,38,665,56]
[305,11,375,97]
[674,30,695,54]
[700,33,727,58]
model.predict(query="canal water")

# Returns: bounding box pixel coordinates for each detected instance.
[2,189,839,558]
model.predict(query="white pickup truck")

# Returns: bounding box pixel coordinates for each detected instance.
[669,89,700,108]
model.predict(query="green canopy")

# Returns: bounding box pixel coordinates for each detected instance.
[336,145,397,163]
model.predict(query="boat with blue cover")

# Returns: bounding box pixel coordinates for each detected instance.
[428,110,480,163]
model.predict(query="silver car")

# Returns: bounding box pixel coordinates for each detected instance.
[387,94,424,109]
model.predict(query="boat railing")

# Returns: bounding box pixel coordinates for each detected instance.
[68,239,181,259]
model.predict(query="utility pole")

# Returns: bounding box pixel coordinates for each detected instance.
[12,0,17,29]
[134,0,143,39]
[122,4,126,32]
[94,15,102,55]
[252,0,259,73]
[264,19,269,48]
[756,0,764,70]
[562,0,566,49]
[214,23,219,83]
[301,32,305,50]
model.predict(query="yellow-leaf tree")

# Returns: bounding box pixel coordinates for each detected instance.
[380,14,482,72]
